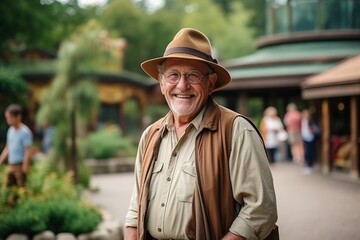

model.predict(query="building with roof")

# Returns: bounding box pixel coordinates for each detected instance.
[217,0,360,178]
[302,55,360,178]
[5,41,158,138]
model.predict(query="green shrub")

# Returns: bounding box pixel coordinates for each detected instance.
[0,198,101,238]
[25,166,80,201]
[81,125,137,159]
[0,199,48,237]
[0,162,101,239]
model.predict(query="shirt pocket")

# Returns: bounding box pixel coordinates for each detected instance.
[177,163,196,203]
[149,162,163,200]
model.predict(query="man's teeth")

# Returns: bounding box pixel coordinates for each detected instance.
[176,95,191,98]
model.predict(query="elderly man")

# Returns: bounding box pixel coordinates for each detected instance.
[125,28,277,240]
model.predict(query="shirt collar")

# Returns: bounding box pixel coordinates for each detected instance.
[163,103,208,135]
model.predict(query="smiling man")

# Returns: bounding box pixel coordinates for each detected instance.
[125,28,277,240]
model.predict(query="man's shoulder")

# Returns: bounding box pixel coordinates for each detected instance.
[216,104,258,130]
[233,115,258,131]
[21,124,32,135]
[140,117,166,141]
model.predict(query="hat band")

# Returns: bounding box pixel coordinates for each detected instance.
[164,47,218,63]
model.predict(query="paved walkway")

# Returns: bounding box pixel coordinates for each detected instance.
[89,162,360,240]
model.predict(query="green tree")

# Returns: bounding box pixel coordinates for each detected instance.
[181,0,227,37]
[0,0,95,59]
[215,1,256,59]
[180,0,256,59]
[0,69,29,146]
[100,0,181,73]
[36,21,115,183]
[240,0,266,37]
[144,8,182,59]
[212,0,235,14]
[164,0,265,37]
[100,0,148,73]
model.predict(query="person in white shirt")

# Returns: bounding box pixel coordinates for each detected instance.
[260,106,286,164]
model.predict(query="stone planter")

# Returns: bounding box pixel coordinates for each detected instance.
[85,158,134,174]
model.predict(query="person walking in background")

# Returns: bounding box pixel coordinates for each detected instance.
[125,28,277,240]
[301,109,320,174]
[260,106,286,164]
[284,103,304,164]
[0,104,33,190]
[41,122,55,154]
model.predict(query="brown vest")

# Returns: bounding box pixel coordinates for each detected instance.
[137,99,263,240]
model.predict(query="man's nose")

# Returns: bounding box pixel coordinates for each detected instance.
[176,74,190,89]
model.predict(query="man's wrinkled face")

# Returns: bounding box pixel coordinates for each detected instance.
[158,58,217,121]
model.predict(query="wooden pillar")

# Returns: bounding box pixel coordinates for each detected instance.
[350,96,359,179]
[238,92,248,116]
[119,102,126,134]
[321,99,330,174]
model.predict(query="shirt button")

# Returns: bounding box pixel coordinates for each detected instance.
[167,177,171,181]
[161,203,165,207]
[157,228,161,232]
[172,152,177,157]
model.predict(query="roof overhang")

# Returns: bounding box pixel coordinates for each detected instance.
[302,55,360,99]
[223,62,336,90]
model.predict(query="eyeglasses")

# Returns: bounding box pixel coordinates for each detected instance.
[161,70,208,85]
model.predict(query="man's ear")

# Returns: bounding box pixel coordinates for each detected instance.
[159,74,165,95]
[209,73,217,92]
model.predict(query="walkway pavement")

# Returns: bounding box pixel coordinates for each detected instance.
[89,162,360,240]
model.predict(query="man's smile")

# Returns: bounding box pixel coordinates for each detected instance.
[174,94,194,99]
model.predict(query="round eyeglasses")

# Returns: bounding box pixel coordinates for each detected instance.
[161,70,208,85]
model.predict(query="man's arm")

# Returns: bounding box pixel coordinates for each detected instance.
[22,128,33,173]
[0,146,8,165]
[228,118,278,240]
[22,146,32,173]
[222,231,246,240]
[125,227,137,240]
[125,126,153,240]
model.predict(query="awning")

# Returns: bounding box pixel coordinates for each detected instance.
[302,55,360,99]
[223,41,360,91]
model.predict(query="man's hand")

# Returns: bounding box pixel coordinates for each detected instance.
[222,231,246,240]
[125,227,137,240]
[22,163,29,174]
[0,146,8,165]
[22,146,32,173]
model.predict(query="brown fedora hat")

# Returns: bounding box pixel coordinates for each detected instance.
[141,28,231,91]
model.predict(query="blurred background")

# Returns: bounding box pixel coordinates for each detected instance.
[1,0,359,179]
[0,0,359,238]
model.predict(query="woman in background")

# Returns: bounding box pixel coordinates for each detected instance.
[284,103,304,164]
[301,109,320,174]
[260,106,286,164]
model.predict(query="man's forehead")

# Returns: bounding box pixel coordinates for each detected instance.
[163,58,208,70]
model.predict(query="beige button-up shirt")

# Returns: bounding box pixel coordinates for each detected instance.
[126,108,276,240]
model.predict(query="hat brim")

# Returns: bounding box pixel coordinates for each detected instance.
[141,54,231,91]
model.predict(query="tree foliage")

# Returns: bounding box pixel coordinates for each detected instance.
[0,68,29,145]
[215,2,256,58]
[100,0,181,72]
[0,0,96,59]
[36,21,111,182]
[1,0,262,70]
[99,0,258,71]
